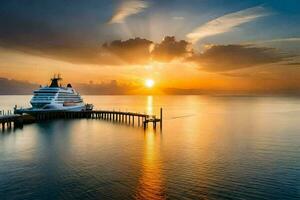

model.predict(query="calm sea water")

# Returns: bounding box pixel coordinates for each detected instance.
[0,95,299,200]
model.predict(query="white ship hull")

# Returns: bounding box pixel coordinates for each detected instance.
[30,104,86,112]
[15,105,86,114]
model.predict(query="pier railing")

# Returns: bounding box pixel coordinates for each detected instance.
[0,110,14,116]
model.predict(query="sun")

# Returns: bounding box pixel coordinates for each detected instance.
[145,79,155,88]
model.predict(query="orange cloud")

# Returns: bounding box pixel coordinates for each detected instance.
[190,44,293,72]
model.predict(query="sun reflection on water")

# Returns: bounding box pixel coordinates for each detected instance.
[135,129,165,200]
[146,95,153,115]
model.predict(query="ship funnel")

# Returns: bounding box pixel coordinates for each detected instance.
[50,74,63,87]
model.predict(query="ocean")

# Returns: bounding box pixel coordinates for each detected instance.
[0,95,299,199]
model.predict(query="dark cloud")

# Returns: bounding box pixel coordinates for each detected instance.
[102,38,153,64]
[0,14,113,65]
[102,36,192,64]
[0,16,192,65]
[190,44,293,72]
[152,36,192,62]
[285,62,300,66]
[0,2,121,65]
[0,78,38,94]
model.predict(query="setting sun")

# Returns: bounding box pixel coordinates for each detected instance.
[145,79,155,88]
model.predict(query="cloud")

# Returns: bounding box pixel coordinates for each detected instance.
[74,80,136,95]
[108,0,149,24]
[190,44,293,72]
[102,37,153,64]
[173,16,184,20]
[255,37,300,44]
[187,6,269,43]
[0,14,121,65]
[0,16,296,71]
[151,36,192,62]
[0,77,38,94]
[102,36,192,64]
[103,36,191,64]
[286,62,300,66]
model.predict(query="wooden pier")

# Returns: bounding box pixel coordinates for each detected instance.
[1,108,163,131]
[0,114,35,131]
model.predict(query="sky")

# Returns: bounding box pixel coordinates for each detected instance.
[0,0,300,94]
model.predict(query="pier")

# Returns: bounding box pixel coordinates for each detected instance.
[0,114,36,131]
[1,108,163,131]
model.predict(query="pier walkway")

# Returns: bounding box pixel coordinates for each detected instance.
[1,108,163,131]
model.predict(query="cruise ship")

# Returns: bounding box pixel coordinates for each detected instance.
[24,75,92,111]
